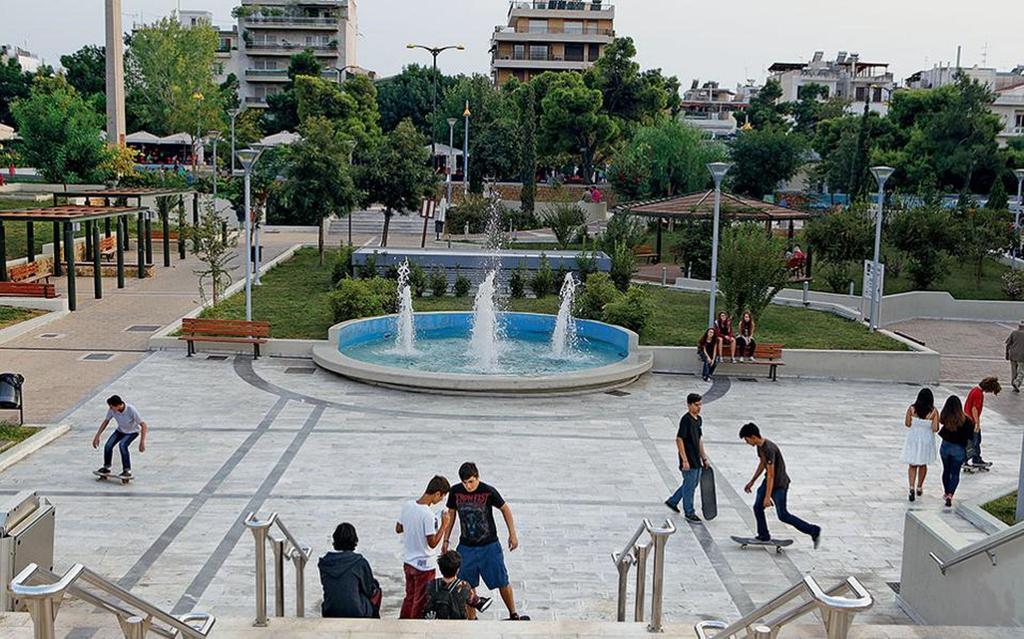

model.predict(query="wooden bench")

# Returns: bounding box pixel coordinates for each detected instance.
[99,237,117,262]
[721,343,785,381]
[633,244,658,264]
[151,230,181,241]
[180,318,270,359]
[0,282,57,299]
[8,262,53,284]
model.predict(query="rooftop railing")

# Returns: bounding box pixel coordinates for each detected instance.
[510,1,613,13]
[495,25,614,36]
[243,16,339,26]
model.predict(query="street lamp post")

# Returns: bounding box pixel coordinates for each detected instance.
[344,139,356,247]
[446,117,457,203]
[1014,169,1024,231]
[463,101,471,195]
[406,43,465,162]
[237,148,263,322]
[228,108,240,176]
[209,130,221,201]
[706,162,732,327]
[868,166,895,332]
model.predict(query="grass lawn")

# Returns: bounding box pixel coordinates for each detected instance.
[809,257,1012,300]
[0,198,89,262]
[982,492,1019,526]
[0,306,43,329]
[201,248,906,350]
[0,423,42,451]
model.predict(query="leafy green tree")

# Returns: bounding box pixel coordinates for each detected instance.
[60,45,106,116]
[742,79,786,130]
[438,74,521,189]
[356,119,435,246]
[790,83,848,136]
[264,50,322,133]
[518,83,537,215]
[376,64,455,134]
[0,57,32,126]
[803,204,875,292]
[11,76,110,187]
[586,37,670,127]
[889,204,956,289]
[295,75,358,123]
[610,118,725,199]
[540,72,617,185]
[955,204,1013,285]
[717,223,790,318]
[278,116,359,262]
[340,74,383,154]
[986,174,1009,210]
[192,200,238,306]
[729,127,807,198]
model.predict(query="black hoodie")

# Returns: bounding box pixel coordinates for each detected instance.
[318,551,380,618]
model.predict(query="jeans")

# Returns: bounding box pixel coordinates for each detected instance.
[969,431,983,463]
[753,483,820,541]
[1012,360,1024,389]
[940,441,966,496]
[699,352,718,380]
[103,430,139,471]
[736,336,756,357]
[667,467,702,516]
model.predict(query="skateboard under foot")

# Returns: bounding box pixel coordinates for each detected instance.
[93,470,133,485]
[731,535,793,553]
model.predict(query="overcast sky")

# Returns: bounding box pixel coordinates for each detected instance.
[2,0,1021,88]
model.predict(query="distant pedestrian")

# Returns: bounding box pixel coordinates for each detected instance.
[435,196,448,241]
[1004,321,1024,392]
[664,393,709,522]
[938,396,977,508]
[901,388,939,501]
[396,475,451,619]
[740,423,822,548]
[698,327,720,382]
[963,377,1000,468]
[736,310,757,362]
[92,395,148,479]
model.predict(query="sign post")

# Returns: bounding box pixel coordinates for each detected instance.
[419,198,436,249]
[862,260,885,324]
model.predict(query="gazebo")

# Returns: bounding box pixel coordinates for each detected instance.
[616,190,813,263]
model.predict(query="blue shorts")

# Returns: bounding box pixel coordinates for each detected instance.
[457,541,509,590]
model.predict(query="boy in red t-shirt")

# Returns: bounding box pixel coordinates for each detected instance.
[964,377,1001,467]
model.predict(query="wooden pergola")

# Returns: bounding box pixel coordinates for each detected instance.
[616,190,813,263]
[0,205,146,310]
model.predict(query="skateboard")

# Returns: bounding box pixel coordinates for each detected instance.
[731,535,793,553]
[700,465,718,521]
[93,470,133,485]
[963,462,992,474]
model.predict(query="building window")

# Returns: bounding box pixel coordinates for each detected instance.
[529,45,549,61]
[872,87,883,103]
[513,44,526,60]
[588,43,601,61]
[514,70,527,82]
[528,20,547,34]
[564,21,583,34]
[1014,112,1024,133]
[565,43,584,62]
[855,86,867,102]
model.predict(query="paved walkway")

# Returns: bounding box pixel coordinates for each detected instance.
[2,354,1019,628]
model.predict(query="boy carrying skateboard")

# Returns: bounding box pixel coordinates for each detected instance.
[92,395,148,480]
[665,393,710,522]
[739,423,821,549]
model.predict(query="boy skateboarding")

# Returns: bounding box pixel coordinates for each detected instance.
[739,423,820,549]
[92,395,148,479]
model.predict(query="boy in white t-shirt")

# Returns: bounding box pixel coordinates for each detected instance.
[92,395,148,478]
[395,475,451,619]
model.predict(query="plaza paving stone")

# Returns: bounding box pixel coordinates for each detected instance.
[1,351,1020,633]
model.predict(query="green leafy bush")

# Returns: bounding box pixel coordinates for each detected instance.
[329,278,383,322]
[718,223,789,318]
[1003,270,1024,300]
[357,253,377,279]
[365,277,399,314]
[600,214,648,252]
[553,259,570,291]
[409,262,427,297]
[429,267,448,298]
[530,254,554,298]
[575,250,598,280]
[576,272,621,320]
[819,260,854,294]
[603,286,653,333]
[509,263,527,299]
[331,245,355,285]
[454,269,471,297]
[542,202,586,249]
[609,242,637,292]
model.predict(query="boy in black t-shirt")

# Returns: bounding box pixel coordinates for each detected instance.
[665,393,709,522]
[441,462,530,620]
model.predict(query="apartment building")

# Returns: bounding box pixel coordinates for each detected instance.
[768,51,895,115]
[490,0,615,86]
[679,81,757,138]
[0,45,43,73]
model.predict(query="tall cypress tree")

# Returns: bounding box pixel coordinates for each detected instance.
[519,83,537,216]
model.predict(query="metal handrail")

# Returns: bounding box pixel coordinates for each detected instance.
[244,511,312,627]
[10,563,215,639]
[694,575,873,639]
[929,521,1024,574]
[612,518,676,633]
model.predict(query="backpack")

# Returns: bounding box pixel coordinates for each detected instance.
[423,578,467,620]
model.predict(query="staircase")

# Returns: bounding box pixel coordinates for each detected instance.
[327,210,426,238]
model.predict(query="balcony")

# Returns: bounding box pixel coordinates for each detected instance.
[242,15,340,29]
[492,25,614,44]
[509,1,613,15]
[244,41,339,56]
[492,54,595,70]
[244,96,269,106]
[245,68,343,82]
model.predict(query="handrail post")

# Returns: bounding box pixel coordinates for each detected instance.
[291,547,310,617]
[244,513,275,627]
[22,596,57,639]
[270,534,286,618]
[633,541,651,623]
[117,615,149,639]
[821,607,857,639]
[646,519,676,633]
[752,624,773,639]
[612,551,634,622]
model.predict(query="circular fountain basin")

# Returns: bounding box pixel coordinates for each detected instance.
[312,312,654,396]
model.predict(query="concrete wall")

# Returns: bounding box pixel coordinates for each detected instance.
[898,510,1024,626]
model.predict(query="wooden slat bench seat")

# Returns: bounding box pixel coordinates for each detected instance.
[8,262,53,284]
[151,230,180,241]
[0,282,57,299]
[179,317,270,359]
[99,237,117,262]
[720,343,785,381]
[633,244,658,264]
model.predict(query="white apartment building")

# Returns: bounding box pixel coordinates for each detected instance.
[768,51,895,115]
[906,64,1024,147]
[0,45,43,73]
[678,81,754,138]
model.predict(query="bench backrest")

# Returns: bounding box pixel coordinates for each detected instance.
[0,282,57,298]
[181,317,271,338]
[633,244,654,255]
[100,237,116,252]
[8,262,39,282]
[753,343,784,361]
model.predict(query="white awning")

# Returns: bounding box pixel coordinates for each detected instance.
[125,130,162,144]
[158,133,194,145]
[426,143,463,157]
[259,131,301,147]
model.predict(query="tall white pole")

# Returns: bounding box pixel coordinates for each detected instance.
[708,183,722,327]
[244,170,253,321]
[463,101,470,195]
[869,183,885,331]
[211,138,218,200]
[104,0,127,147]
[230,113,237,176]
[1017,432,1024,523]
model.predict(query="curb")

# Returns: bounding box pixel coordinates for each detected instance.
[0,308,69,346]
[0,424,72,473]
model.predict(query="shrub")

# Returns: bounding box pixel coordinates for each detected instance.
[575,250,598,281]
[447,193,513,235]
[454,269,471,297]
[357,253,377,279]
[384,264,400,281]
[509,263,527,299]
[718,223,789,318]
[329,279,383,322]
[365,276,399,314]
[530,254,554,298]
[609,242,637,292]
[409,262,427,298]
[600,214,648,253]
[1003,270,1024,301]
[602,286,653,333]
[819,260,854,294]
[576,272,622,320]
[429,267,448,298]
[889,204,956,290]
[331,245,355,285]
[553,259,570,291]
[542,201,586,249]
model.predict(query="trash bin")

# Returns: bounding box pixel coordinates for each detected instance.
[0,373,24,425]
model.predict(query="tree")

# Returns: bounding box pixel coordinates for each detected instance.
[0,57,32,126]
[803,204,875,292]
[11,76,110,186]
[742,79,786,130]
[438,74,521,189]
[790,83,848,137]
[729,127,807,198]
[264,50,322,133]
[955,204,1013,285]
[376,64,454,135]
[540,72,617,185]
[889,204,956,289]
[518,83,537,215]
[586,37,670,127]
[610,119,725,199]
[192,200,238,306]
[60,45,106,100]
[987,174,1009,210]
[356,119,435,247]
[718,223,790,318]
[278,117,360,262]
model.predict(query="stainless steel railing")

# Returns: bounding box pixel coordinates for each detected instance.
[929,520,1024,574]
[694,575,873,639]
[9,562,215,639]
[244,511,312,627]
[612,518,676,632]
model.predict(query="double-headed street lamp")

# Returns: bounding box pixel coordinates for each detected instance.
[406,43,464,161]
[237,148,264,322]
[706,162,732,327]
[868,166,895,332]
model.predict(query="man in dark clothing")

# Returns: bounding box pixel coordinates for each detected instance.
[319,522,381,618]
[665,393,709,522]
[1005,320,1024,392]
[740,423,821,548]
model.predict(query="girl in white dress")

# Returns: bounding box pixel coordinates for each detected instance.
[902,388,939,502]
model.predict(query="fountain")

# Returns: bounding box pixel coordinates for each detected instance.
[393,259,417,356]
[551,273,579,357]
[469,270,502,371]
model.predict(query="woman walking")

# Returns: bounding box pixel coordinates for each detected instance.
[697,327,720,382]
[901,389,939,501]
[736,311,757,362]
[938,396,977,508]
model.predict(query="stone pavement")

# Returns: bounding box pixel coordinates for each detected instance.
[1,352,1019,631]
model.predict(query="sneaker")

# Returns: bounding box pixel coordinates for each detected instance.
[945,497,952,508]
[916,488,923,497]
[908,489,915,502]
[470,596,492,613]
[95,467,111,475]
[506,613,530,621]
[813,532,822,550]
[1013,385,1020,393]
[749,357,758,363]
[664,500,680,514]
[119,470,132,479]
[684,513,701,523]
